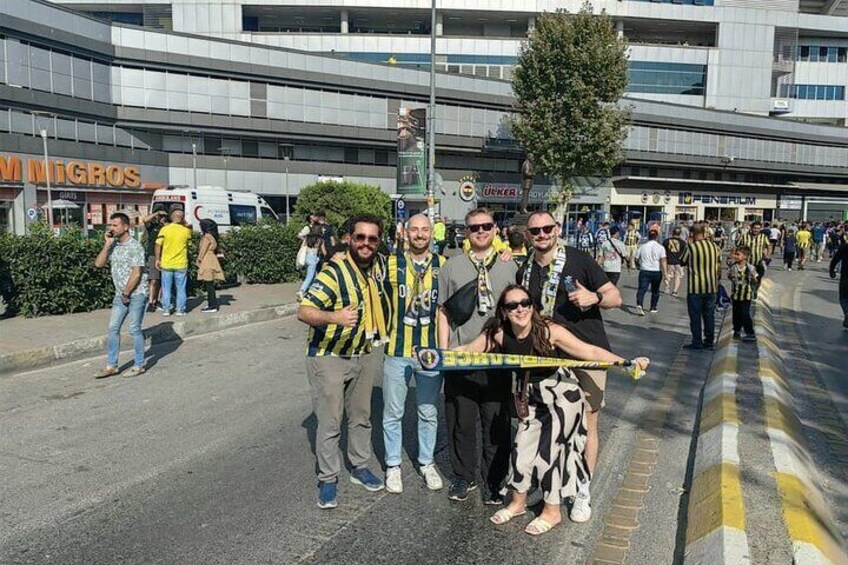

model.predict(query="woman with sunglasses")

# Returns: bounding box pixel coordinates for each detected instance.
[456,284,649,536]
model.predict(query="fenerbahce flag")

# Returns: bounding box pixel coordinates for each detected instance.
[414,348,645,381]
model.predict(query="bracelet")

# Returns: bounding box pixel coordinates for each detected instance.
[595,291,604,305]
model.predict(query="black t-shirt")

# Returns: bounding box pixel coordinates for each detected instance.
[517,246,611,351]
[663,237,688,266]
[144,221,162,258]
[500,325,563,383]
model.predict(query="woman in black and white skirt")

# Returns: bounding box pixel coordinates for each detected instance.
[457,284,649,536]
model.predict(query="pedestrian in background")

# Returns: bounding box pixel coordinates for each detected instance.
[141,209,166,312]
[796,223,812,270]
[812,222,826,262]
[829,239,848,330]
[433,216,447,255]
[739,221,770,298]
[682,224,722,350]
[727,245,758,342]
[783,228,797,270]
[623,222,640,272]
[197,219,224,313]
[155,209,192,316]
[508,230,528,269]
[597,226,626,286]
[634,230,667,316]
[296,231,324,302]
[94,212,148,378]
[663,227,688,297]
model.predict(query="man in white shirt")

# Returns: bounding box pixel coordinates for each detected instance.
[769,225,781,255]
[635,230,668,316]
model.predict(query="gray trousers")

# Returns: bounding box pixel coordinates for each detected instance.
[306,351,378,482]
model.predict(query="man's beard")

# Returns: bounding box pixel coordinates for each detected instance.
[533,238,556,252]
[350,245,376,267]
[408,239,429,255]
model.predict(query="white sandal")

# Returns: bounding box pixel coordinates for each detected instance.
[490,507,527,525]
[525,517,559,536]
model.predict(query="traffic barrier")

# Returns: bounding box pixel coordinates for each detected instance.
[684,316,751,565]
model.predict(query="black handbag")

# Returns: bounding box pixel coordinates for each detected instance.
[441,278,479,328]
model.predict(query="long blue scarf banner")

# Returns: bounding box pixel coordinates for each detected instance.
[414,348,645,381]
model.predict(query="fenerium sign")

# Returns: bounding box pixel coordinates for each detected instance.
[679,192,756,205]
[0,154,142,189]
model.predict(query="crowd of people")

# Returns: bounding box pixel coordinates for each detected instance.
[296,208,650,536]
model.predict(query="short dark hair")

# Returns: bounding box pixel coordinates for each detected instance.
[527,210,556,225]
[508,230,525,249]
[735,245,751,257]
[672,227,681,236]
[609,226,620,236]
[752,221,762,228]
[110,212,130,226]
[464,207,494,225]
[648,230,659,240]
[348,214,383,237]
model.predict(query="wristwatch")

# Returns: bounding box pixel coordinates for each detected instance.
[595,291,604,305]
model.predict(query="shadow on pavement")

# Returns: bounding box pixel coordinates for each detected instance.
[144,322,185,371]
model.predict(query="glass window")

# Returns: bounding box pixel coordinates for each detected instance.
[92,61,112,103]
[828,47,838,63]
[0,108,9,133]
[57,118,75,140]
[6,39,29,88]
[10,110,31,135]
[840,48,848,63]
[96,124,114,145]
[73,57,92,99]
[800,46,810,60]
[78,121,96,142]
[52,51,72,96]
[229,204,257,226]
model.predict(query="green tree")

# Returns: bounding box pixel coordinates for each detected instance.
[293,181,392,230]
[510,3,630,222]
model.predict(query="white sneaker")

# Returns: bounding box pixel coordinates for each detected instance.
[636,306,645,317]
[570,486,592,523]
[420,463,444,491]
[385,466,403,494]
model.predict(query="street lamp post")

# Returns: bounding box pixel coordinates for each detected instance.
[220,147,231,191]
[191,140,198,189]
[284,156,290,223]
[39,128,54,230]
[427,0,437,222]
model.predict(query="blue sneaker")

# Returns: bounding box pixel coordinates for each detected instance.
[349,467,384,492]
[317,481,337,509]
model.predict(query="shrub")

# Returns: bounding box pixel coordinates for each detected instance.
[0,224,113,317]
[293,181,392,230]
[220,220,303,284]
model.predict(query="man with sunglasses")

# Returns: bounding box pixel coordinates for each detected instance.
[437,208,519,504]
[518,210,622,524]
[298,215,389,509]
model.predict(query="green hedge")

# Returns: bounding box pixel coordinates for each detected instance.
[0,220,302,317]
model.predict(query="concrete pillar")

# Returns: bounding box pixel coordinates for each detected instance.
[616,20,624,39]
[436,12,443,36]
[340,10,349,34]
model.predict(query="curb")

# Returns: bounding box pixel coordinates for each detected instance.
[0,302,299,376]
[684,314,752,564]
[755,279,848,565]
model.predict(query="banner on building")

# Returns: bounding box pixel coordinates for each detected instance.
[396,108,427,195]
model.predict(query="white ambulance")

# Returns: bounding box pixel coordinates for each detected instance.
[150,186,278,232]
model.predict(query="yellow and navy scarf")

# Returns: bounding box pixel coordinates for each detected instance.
[467,247,498,315]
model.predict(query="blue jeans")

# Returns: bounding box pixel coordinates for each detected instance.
[687,293,716,346]
[636,270,662,310]
[382,355,443,467]
[107,293,147,368]
[299,252,320,293]
[160,269,187,313]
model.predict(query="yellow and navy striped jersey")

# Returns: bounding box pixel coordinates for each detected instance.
[301,254,389,357]
[624,230,640,246]
[683,239,721,294]
[728,262,757,301]
[740,233,770,264]
[383,252,445,358]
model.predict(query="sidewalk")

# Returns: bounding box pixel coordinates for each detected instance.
[0,282,302,375]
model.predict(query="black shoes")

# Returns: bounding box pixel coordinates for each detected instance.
[447,479,477,501]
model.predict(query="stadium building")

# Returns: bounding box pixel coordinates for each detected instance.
[2,0,848,235]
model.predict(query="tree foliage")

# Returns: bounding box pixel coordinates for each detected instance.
[223,220,303,284]
[510,3,630,217]
[293,181,393,230]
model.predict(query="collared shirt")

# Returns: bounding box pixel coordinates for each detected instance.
[301,253,388,357]
[384,252,445,358]
[109,237,148,297]
[683,239,721,294]
[740,232,770,264]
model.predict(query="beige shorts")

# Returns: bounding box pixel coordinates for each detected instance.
[666,265,685,279]
[574,368,606,412]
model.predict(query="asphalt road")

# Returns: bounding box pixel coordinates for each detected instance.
[0,271,714,565]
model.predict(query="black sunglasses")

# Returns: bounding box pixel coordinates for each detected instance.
[527,224,557,236]
[467,222,495,233]
[503,298,533,312]
[353,233,380,245]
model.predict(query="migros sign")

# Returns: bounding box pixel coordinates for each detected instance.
[0,155,141,189]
